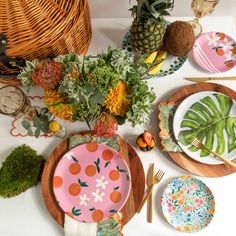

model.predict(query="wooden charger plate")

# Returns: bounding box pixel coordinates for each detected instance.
[158,82,236,177]
[41,131,145,227]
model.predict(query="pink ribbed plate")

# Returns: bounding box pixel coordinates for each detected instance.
[193,32,236,73]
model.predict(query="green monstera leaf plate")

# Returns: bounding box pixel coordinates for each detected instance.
[173,91,236,165]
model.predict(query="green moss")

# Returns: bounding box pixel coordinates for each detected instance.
[0,145,45,198]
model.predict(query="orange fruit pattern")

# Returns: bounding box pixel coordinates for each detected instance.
[53,176,63,188]
[86,143,98,152]
[110,191,122,203]
[92,209,104,222]
[69,163,81,175]
[216,48,224,56]
[102,149,113,161]
[109,169,120,181]
[226,61,235,68]
[85,165,97,176]
[68,183,81,196]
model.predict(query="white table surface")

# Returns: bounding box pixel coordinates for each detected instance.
[0,17,236,236]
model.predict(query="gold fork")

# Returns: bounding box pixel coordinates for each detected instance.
[137,169,165,213]
[191,138,236,168]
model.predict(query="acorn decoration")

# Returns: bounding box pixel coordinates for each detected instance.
[136,130,156,152]
[163,21,195,57]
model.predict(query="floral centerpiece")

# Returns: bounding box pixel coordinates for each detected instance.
[18,47,156,130]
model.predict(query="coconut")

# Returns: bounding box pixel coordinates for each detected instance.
[163,21,195,57]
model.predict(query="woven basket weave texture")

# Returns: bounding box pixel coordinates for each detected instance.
[0,0,92,60]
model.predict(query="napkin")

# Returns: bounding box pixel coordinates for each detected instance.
[64,215,97,236]
[64,213,123,236]
[158,102,182,152]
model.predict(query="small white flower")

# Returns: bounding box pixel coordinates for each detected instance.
[79,194,90,206]
[225,51,236,61]
[225,51,233,61]
[64,152,74,160]
[96,176,109,190]
[207,33,220,46]
[219,39,234,51]
[92,189,105,203]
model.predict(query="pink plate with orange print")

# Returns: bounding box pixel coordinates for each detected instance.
[193,32,236,72]
[53,143,131,223]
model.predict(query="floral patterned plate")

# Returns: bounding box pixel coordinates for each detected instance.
[53,143,131,223]
[121,30,188,78]
[193,32,236,72]
[161,176,215,233]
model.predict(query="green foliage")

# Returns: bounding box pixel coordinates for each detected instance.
[125,68,156,126]
[21,107,53,138]
[0,145,45,198]
[56,52,94,75]
[92,64,120,97]
[19,47,156,128]
[17,60,38,90]
[132,0,175,22]
[178,93,236,157]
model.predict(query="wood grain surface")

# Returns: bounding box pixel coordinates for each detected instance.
[158,82,236,178]
[41,132,145,227]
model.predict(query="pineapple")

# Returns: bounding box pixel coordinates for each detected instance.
[130,0,174,54]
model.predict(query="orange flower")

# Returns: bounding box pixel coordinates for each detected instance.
[184,226,191,232]
[179,190,184,195]
[208,208,215,215]
[176,226,182,231]
[44,89,74,122]
[171,195,178,201]
[177,199,184,206]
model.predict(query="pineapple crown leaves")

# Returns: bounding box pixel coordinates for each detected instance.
[131,0,174,21]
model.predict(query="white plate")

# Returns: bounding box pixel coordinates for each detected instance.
[173,91,236,165]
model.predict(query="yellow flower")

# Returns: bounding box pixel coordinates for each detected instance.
[49,121,60,132]
[103,81,131,116]
[44,89,74,122]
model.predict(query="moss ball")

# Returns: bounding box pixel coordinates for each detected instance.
[163,21,195,57]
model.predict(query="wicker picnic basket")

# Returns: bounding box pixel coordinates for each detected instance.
[0,0,92,85]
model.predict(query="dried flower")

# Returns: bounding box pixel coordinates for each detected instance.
[32,60,63,89]
[93,112,118,137]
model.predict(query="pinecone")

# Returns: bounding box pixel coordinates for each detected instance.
[32,60,63,89]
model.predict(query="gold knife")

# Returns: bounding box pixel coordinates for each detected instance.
[185,76,236,82]
[147,162,154,223]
